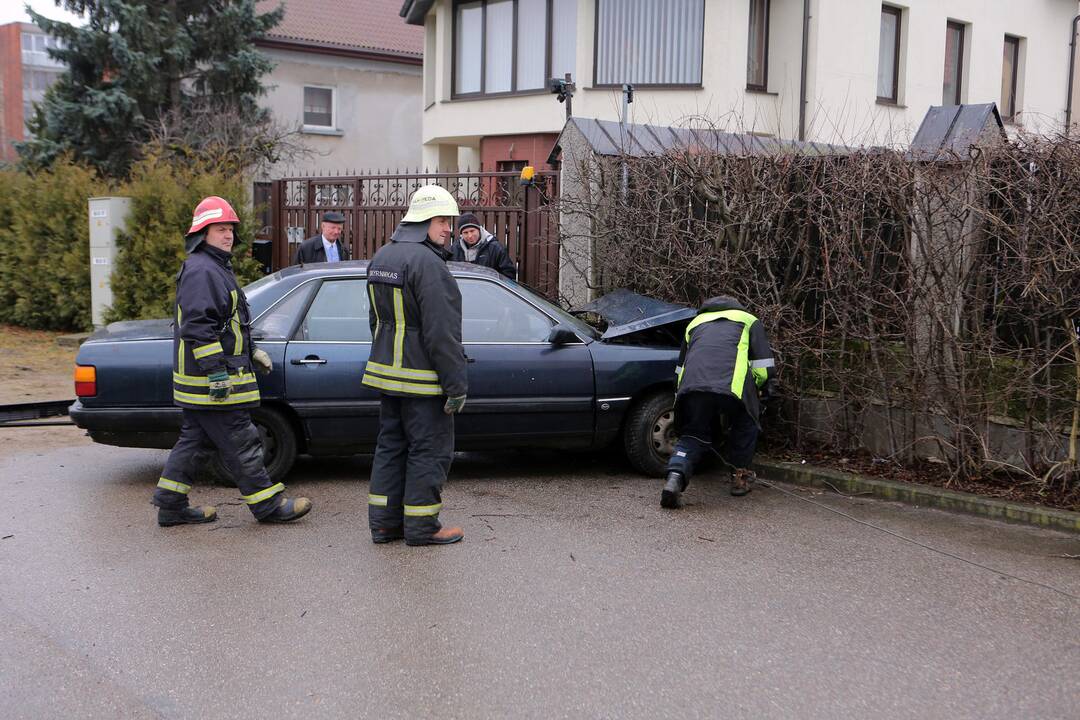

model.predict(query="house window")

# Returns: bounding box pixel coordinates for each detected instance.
[303,86,334,128]
[21,33,63,67]
[594,0,705,86]
[942,21,965,106]
[453,0,578,98]
[747,0,770,91]
[496,159,528,204]
[877,5,901,103]
[1001,35,1021,121]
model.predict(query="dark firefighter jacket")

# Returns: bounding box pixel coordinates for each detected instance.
[676,296,775,426]
[361,222,468,399]
[450,228,517,281]
[172,244,259,410]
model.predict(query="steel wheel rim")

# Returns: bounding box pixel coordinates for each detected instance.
[650,408,676,456]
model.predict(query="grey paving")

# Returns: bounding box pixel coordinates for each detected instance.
[1,442,1078,719]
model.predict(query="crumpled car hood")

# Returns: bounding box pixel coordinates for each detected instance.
[573,289,695,342]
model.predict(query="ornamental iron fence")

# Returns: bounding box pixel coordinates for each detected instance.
[269,169,560,298]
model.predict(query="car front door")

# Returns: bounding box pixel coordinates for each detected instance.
[283,277,380,454]
[456,277,595,449]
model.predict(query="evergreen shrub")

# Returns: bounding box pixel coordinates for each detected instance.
[106,154,263,322]
[0,161,103,330]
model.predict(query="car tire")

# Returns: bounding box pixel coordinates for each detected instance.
[623,390,676,477]
[208,406,298,486]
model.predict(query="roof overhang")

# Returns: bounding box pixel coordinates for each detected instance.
[400,0,436,26]
[256,36,422,65]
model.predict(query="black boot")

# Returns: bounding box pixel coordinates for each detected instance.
[371,526,405,544]
[258,497,312,523]
[660,471,687,509]
[158,505,217,527]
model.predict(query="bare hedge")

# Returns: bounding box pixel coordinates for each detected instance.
[561,135,1080,493]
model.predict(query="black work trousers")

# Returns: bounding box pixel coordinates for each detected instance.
[368,395,453,543]
[152,409,283,519]
[667,391,758,481]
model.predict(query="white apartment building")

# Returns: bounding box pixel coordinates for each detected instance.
[400,0,1080,170]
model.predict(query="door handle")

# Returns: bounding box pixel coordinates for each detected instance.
[290,356,328,365]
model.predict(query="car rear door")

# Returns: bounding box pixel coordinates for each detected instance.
[456,277,595,448]
[283,277,380,454]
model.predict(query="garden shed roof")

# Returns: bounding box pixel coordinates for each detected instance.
[548,117,854,165]
[908,103,1006,161]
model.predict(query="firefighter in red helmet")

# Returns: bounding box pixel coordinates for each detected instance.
[151,196,312,526]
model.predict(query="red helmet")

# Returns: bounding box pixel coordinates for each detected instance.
[186,196,239,236]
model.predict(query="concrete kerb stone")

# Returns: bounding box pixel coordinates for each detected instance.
[56,333,90,348]
[753,457,1080,535]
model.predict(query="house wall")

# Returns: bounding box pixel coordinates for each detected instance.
[259,46,423,177]
[479,133,560,170]
[0,24,20,163]
[417,0,1080,157]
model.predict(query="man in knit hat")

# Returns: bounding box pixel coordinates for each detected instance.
[450,212,516,280]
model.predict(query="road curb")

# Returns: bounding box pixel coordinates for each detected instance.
[753,457,1080,535]
[56,333,90,348]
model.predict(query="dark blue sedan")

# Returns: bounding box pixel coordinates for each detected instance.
[70,262,691,481]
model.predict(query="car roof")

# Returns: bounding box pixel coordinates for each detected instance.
[280,259,505,282]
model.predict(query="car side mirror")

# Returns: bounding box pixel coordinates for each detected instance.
[546,324,579,345]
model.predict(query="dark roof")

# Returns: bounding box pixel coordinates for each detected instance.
[548,117,854,164]
[256,0,423,60]
[399,0,436,25]
[908,103,1005,161]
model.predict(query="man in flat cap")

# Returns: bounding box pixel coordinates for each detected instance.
[295,211,350,264]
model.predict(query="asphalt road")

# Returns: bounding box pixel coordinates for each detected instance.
[1,432,1078,719]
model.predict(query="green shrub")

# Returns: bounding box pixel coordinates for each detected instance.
[0,162,104,331]
[0,169,27,323]
[106,154,263,321]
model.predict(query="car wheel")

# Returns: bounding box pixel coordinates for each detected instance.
[623,390,676,477]
[208,406,298,485]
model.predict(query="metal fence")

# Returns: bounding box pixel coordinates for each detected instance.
[270,169,560,298]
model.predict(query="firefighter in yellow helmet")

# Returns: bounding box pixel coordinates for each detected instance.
[362,185,468,545]
[152,196,312,526]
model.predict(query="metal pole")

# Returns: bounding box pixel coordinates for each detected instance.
[564,72,573,119]
[799,0,811,141]
[621,84,633,200]
[1066,15,1080,131]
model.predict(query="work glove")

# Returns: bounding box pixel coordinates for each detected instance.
[444,395,467,415]
[252,347,273,375]
[208,370,232,402]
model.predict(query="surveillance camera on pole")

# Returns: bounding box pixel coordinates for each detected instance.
[548,73,575,119]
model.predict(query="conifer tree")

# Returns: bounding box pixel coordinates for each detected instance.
[19,1,283,177]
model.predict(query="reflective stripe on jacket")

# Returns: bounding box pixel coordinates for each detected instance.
[361,226,468,398]
[171,245,259,410]
[676,297,775,426]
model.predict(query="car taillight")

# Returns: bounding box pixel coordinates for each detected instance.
[74,365,97,397]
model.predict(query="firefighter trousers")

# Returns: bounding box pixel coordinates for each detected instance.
[152,409,284,519]
[668,391,759,481]
[368,395,454,543]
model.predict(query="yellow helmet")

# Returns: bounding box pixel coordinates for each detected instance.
[402,184,460,223]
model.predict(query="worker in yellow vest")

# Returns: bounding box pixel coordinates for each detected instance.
[661,296,777,508]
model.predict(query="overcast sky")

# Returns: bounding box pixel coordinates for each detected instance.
[0,0,84,26]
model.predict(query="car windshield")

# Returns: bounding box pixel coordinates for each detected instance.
[506,279,599,340]
[243,271,283,317]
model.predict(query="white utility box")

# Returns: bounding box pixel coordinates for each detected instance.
[87,196,131,329]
